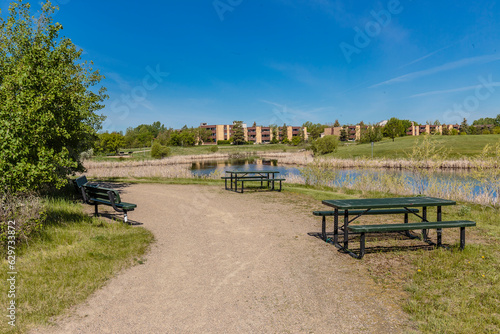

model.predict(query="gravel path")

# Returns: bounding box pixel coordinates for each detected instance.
[33,184,410,333]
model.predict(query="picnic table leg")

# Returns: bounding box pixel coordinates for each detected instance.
[94,203,99,217]
[422,206,429,241]
[460,227,466,250]
[333,208,339,247]
[343,210,349,250]
[358,232,366,259]
[321,216,326,241]
[437,206,442,247]
[404,212,419,239]
[241,180,244,193]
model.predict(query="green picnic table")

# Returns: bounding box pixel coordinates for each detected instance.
[319,197,476,258]
[222,170,284,193]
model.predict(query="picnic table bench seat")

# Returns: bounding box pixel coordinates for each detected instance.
[348,220,476,259]
[313,208,420,241]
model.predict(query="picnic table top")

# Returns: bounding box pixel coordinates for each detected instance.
[322,196,456,210]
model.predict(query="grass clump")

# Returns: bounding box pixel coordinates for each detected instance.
[0,196,154,333]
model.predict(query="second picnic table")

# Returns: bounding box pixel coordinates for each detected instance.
[223,170,284,193]
[317,196,475,258]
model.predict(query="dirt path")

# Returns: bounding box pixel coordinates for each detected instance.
[33,184,411,333]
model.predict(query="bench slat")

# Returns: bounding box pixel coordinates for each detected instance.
[313,208,419,216]
[348,220,476,233]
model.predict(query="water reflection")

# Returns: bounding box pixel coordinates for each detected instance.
[191,158,300,175]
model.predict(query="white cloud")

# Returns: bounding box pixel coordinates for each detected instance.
[370,54,500,88]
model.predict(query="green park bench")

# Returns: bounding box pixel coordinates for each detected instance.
[73,177,137,223]
[348,220,476,259]
[313,208,420,241]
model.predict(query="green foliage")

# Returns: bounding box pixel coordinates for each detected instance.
[271,126,279,144]
[383,117,406,141]
[96,132,125,154]
[150,141,171,159]
[339,126,348,141]
[493,127,500,135]
[302,121,327,140]
[451,128,459,135]
[291,136,302,146]
[168,129,196,147]
[442,126,450,135]
[280,123,289,143]
[360,126,383,143]
[333,119,340,127]
[473,114,500,127]
[231,121,246,145]
[460,118,469,134]
[216,140,231,145]
[0,1,107,192]
[311,135,339,155]
[209,145,219,152]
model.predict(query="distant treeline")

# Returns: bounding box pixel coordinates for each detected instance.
[95,114,500,154]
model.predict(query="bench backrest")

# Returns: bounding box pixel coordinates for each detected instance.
[84,185,121,203]
[72,175,88,192]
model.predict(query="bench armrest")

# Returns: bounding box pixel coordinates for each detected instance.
[107,191,125,213]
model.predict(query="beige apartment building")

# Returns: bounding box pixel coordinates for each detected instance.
[200,122,308,144]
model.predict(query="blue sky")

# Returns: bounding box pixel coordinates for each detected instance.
[3,0,500,132]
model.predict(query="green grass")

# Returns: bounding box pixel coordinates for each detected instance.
[284,184,500,334]
[0,197,154,333]
[330,134,500,159]
[91,143,307,161]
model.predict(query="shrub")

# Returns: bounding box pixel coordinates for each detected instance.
[210,145,219,153]
[0,193,45,253]
[151,142,171,159]
[493,127,500,134]
[482,129,491,135]
[451,129,459,135]
[291,136,302,146]
[311,135,339,155]
[217,140,231,145]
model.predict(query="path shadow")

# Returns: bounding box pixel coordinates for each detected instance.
[308,231,445,255]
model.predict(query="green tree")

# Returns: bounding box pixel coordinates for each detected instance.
[333,119,340,127]
[151,141,171,159]
[96,132,125,154]
[231,121,245,145]
[270,126,279,144]
[281,123,289,144]
[383,118,405,141]
[311,135,339,155]
[460,118,469,134]
[0,1,107,192]
[302,121,326,140]
[360,125,383,143]
[442,126,450,135]
[339,126,348,142]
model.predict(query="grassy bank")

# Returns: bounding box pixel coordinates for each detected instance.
[285,183,500,334]
[332,134,500,159]
[0,196,154,333]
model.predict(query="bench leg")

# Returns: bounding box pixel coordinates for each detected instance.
[460,227,465,250]
[124,210,128,224]
[321,216,326,241]
[279,180,282,192]
[94,204,99,217]
[241,181,244,193]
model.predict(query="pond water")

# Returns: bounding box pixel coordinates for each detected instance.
[191,158,301,176]
[191,158,497,201]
